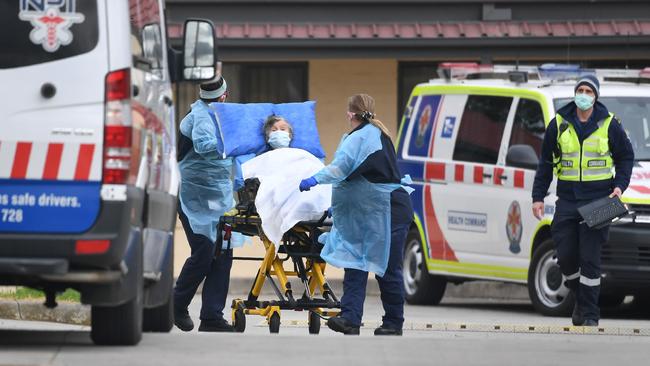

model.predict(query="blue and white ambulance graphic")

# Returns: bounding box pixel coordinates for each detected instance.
[0,141,101,233]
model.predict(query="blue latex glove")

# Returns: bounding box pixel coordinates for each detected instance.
[299,177,318,192]
[327,207,332,218]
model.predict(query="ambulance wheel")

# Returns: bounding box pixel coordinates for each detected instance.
[528,238,574,317]
[403,230,447,305]
[308,311,321,334]
[233,308,246,333]
[269,313,281,334]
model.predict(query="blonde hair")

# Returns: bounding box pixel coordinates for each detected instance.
[347,94,391,139]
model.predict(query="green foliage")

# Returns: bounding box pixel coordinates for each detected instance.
[0,287,80,302]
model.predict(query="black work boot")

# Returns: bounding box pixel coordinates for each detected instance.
[583,319,599,327]
[327,316,360,335]
[572,302,584,326]
[374,325,403,336]
[174,308,194,332]
[198,318,234,332]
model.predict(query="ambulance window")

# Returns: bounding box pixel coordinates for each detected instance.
[0,1,99,69]
[453,95,512,165]
[509,98,545,157]
[129,0,163,72]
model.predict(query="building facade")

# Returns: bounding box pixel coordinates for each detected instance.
[166,0,650,159]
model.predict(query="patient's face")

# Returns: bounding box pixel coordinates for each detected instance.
[270,119,291,134]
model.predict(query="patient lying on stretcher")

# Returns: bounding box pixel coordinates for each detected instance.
[234,115,294,190]
[238,118,332,246]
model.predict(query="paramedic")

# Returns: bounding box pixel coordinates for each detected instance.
[234,115,294,190]
[532,75,634,326]
[299,94,414,336]
[174,76,235,332]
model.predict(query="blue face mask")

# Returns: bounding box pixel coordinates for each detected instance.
[268,130,291,149]
[575,93,595,111]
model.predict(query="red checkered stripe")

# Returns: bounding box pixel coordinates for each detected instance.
[0,141,99,181]
[424,161,532,190]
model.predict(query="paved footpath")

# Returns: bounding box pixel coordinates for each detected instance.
[2,296,650,366]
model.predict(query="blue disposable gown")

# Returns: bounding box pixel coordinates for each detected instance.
[178,101,242,248]
[314,124,404,276]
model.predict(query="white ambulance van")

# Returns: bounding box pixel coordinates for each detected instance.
[397,63,650,316]
[0,0,217,345]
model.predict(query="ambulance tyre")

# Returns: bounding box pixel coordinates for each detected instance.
[528,239,574,317]
[403,230,447,305]
[91,288,143,345]
[143,238,174,333]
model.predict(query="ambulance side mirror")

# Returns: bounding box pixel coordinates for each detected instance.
[182,19,217,81]
[506,144,539,170]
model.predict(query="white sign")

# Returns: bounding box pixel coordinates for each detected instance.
[447,211,488,233]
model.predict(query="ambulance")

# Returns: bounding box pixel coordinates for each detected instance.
[397,63,650,316]
[0,0,217,345]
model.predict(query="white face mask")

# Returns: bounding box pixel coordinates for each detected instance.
[268,130,291,149]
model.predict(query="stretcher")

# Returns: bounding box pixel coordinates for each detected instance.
[216,178,340,334]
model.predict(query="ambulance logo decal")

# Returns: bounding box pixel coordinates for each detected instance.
[415,105,432,148]
[506,201,522,254]
[18,0,85,53]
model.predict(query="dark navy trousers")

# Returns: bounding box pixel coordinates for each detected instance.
[174,207,232,321]
[551,198,609,321]
[340,221,410,329]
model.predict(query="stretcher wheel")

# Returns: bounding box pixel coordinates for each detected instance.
[269,313,280,334]
[233,308,246,333]
[308,311,321,334]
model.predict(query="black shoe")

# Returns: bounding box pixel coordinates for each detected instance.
[327,316,360,335]
[374,325,402,336]
[198,318,234,332]
[174,309,194,332]
[572,303,584,326]
[583,319,599,327]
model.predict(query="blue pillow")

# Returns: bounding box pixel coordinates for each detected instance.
[210,101,326,159]
[273,101,325,159]
[210,103,272,157]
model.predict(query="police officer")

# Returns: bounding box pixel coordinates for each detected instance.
[532,75,634,326]
[173,76,235,332]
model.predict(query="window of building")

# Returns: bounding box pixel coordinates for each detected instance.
[222,62,308,103]
[453,95,512,165]
[174,62,308,123]
[509,98,545,158]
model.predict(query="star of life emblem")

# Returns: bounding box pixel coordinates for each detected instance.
[506,200,522,254]
[415,105,432,148]
[18,0,85,53]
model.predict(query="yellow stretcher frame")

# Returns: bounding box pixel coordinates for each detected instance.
[221,213,341,335]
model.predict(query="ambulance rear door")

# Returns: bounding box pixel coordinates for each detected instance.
[0,0,107,234]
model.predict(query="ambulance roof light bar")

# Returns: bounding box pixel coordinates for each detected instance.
[436,62,650,84]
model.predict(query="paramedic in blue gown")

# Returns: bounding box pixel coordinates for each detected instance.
[299,93,414,336]
[173,76,235,332]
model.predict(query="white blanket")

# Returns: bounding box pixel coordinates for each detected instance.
[241,148,331,247]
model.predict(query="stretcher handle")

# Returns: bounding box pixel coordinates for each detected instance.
[316,210,330,226]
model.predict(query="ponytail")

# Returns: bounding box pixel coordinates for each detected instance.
[348,93,392,140]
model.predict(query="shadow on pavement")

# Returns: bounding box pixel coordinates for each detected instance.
[0,329,92,346]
